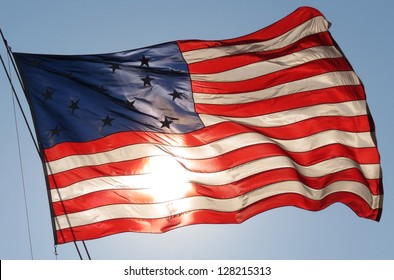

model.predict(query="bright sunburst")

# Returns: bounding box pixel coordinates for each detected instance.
[141,155,192,202]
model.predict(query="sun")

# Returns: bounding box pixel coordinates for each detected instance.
[140,155,193,202]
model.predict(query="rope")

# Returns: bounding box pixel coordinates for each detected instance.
[0,29,26,93]
[7,53,34,259]
[54,245,58,260]
[82,241,92,260]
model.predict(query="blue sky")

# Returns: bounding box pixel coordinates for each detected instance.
[0,0,393,260]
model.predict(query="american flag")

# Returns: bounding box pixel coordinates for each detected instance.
[14,6,382,244]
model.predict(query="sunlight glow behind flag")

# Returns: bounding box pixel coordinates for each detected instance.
[14,6,383,244]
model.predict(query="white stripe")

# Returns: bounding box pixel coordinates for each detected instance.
[182,16,329,64]
[46,144,168,175]
[190,157,380,185]
[199,100,366,127]
[54,180,381,230]
[193,71,361,105]
[51,156,380,202]
[46,129,376,175]
[190,46,342,82]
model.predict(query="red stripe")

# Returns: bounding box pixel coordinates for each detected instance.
[41,120,326,161]
[195,85,365,117]
[229,116,373,139]
[177,6,323,52]
[44,127,228,162]
[191,58,353,94]
[44,100,371,162]
[49,157,147,189]
[187,33,334,74]
[48,137,379,190]
[44,123,247,161]
[53,167,380,216]
[55,191,379,244]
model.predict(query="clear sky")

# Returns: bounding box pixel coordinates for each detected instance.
[0,0,393,260]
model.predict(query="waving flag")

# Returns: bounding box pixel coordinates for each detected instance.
[14,6,382,244]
